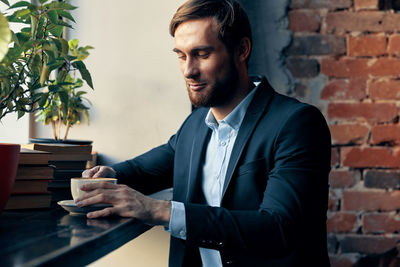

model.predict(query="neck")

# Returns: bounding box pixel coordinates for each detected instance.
[211,73,254,121]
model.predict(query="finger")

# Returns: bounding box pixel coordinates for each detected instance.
[82,166,100,177]
[76,189,118,207]
[93,167,116,178]
[80,181,119,191]
[75,188,103,202]
[87,207,116,219]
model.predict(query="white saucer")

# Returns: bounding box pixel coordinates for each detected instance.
[58,200,112,216]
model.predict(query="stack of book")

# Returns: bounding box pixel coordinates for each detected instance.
[21,143,93,203]
[5,148,54,210]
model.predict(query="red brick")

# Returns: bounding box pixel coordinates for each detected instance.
[327,233,338,253]
[388,34,400,56]
[340,234,400,254]
[288,10,320,32]
[342,147,400,168]
[321,58,400,78]
[326,11,400,34]
[329,124,369,145]
[329,169,358,188]
[290,0,352,10]
[286,57,319,78]
[364,170,400,189]
[369,79,400,100]
[363,213,400,234]
[328,103,397,123]
[342,189,400,211]
[354,0,379,11]
[371,125,400,145]
[287,35,346,56]
[321,78,366,100]
[330,254,361,267]
[327,212,358,232]
[329,190,339,211]
[332,147,340,167]
[347,34,387,57]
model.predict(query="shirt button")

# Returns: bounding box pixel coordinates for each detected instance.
[221,141,226,146]
[179,230,185,237]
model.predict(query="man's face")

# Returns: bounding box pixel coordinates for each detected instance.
[173,18,238,108]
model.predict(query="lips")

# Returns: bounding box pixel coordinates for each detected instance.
[188,82,207,91]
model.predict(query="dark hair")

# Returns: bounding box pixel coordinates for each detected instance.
[169,0,252,61]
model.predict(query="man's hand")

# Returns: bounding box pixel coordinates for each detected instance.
[75,182,171,226]
[82,165,116,178]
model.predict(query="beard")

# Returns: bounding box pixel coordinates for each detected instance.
[186,59,239,108]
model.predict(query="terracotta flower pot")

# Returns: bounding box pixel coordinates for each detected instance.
[0,143,20,214]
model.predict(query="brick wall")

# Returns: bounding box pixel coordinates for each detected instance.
[287,0,400,266]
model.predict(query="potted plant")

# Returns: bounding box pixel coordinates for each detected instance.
[0,0,93,212]
[0,11,19,214]
[34,38,93,142]
[0,0,94,142]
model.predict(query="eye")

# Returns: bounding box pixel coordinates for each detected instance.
[197,51,210,58]
[177,53,186,60]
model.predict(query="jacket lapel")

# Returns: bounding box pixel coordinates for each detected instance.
[186,117,211,202]
[222,78,274,198]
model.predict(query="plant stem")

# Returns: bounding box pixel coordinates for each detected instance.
[51,120,58,140]
[57,107,62,141]
[63,121,71,141]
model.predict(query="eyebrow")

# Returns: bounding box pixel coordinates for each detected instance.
[172,45,214,54]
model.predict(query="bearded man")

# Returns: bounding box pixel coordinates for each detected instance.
[78,0,331,266]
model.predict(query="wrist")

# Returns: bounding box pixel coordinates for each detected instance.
[151,200,171,227]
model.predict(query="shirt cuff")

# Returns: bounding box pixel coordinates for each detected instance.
[164,201,187,240]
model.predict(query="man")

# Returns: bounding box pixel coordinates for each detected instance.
[77,0,331,266]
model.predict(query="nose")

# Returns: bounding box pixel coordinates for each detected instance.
[183,58,199,79]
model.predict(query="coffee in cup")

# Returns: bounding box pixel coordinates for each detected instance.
[70,177,117,201]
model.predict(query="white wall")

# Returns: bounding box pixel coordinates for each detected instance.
[33,0,189,165]
[31,1,186,266]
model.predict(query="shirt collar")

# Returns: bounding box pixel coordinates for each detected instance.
[204,82,259,131]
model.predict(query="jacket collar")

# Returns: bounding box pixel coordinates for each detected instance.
[186,76,275,202]
[222,76,274,197]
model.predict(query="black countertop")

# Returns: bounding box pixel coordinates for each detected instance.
[0,207,151,267]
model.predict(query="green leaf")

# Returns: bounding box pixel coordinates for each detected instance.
[46,2,77,11]
[47,10,58,25]
[38,92,48,107]
[17,110,25,119]
[68,39,78,49]
[8,1,31,9]
[58,10,75,22]
[79,68,93,89]
[0,0,10,6]
[59,38,68,56]
[47,60,64,71]
[0,13,11,62]
[30,15,39,39]
[49,25,63,37]
[58,90,68,106]
[40,64,49,86]
[72,61,93,89]
[76,91,87,96]
[72,60,86,69]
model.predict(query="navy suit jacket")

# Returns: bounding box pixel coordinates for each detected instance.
[113,77,331,266]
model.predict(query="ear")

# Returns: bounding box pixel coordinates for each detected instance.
[237,37,251,64]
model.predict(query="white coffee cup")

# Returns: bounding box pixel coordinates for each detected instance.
[70,177,117,201]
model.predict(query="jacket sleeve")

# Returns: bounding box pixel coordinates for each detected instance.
[111,134,176,195]
[183,105,331,257]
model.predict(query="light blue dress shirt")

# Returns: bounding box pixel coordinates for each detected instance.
[167,83,258,266]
